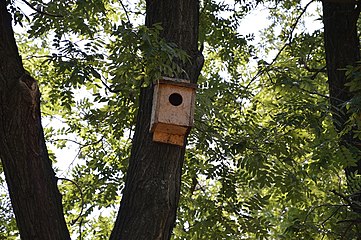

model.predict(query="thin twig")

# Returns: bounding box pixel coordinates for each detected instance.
[20,0,63,18]
[304,203,347,222]
[25,55,53,60]
[56,138,103,177]
[58,148,82,177]
[79,218,83,240]
[99,77,121,93]
[119,0,130,23]
[309,66,327,80]
[321,205,342,226]
[50,138,83,146]
[50,137,103,148]
[341,222,354,240]
[57,177,84,226]
[296,85,330,100]
[330,190,353,206]
[338,218,361,224]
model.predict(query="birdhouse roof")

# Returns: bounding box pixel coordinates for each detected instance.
[154,77,197,89]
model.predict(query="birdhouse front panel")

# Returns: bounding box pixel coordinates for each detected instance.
[157,84,194,126]
[150,77,196,146]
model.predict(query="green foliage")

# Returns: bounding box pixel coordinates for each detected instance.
[2,0,361,239]
[0,191,18,239]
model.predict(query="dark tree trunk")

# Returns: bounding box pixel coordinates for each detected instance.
[322,1,361,183]
[110,0,201,239]
[0,1,70,239]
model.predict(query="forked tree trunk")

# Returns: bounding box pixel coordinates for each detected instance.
[322,1,361,188]
[110,0,202,239]
[0,1,70,239]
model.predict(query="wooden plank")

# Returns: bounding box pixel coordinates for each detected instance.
[155,77,197,89]
[153,131,185,146]
[152,123,188,135]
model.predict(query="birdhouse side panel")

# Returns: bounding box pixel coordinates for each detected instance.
[150,84,161,132]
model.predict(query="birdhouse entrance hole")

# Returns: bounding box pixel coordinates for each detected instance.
[169,93,183,106]
[150,77,197,146]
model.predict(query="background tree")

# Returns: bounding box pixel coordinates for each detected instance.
[0,0,70,238]
[322,0,361,189]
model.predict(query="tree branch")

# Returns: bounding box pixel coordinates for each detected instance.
[20,0,63,18]
[99,77,121,93]
[119,0,130,23]
[331,190,361,214]
[245,0,316,89]
[309,65,327,80]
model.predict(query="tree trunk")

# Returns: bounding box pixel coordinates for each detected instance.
[322,1,361,184]
[110,0,201,239]
[0,1,70,239]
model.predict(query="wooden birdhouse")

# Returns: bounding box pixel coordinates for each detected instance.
[150,77,197,146]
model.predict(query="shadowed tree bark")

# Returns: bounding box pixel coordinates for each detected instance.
[110,0,202,239]
[322,0,361,196]
[0,1,70,239]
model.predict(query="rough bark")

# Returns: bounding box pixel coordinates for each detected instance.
[0,1,70,239]
[322,1,361,184]
[110,0,201,239]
